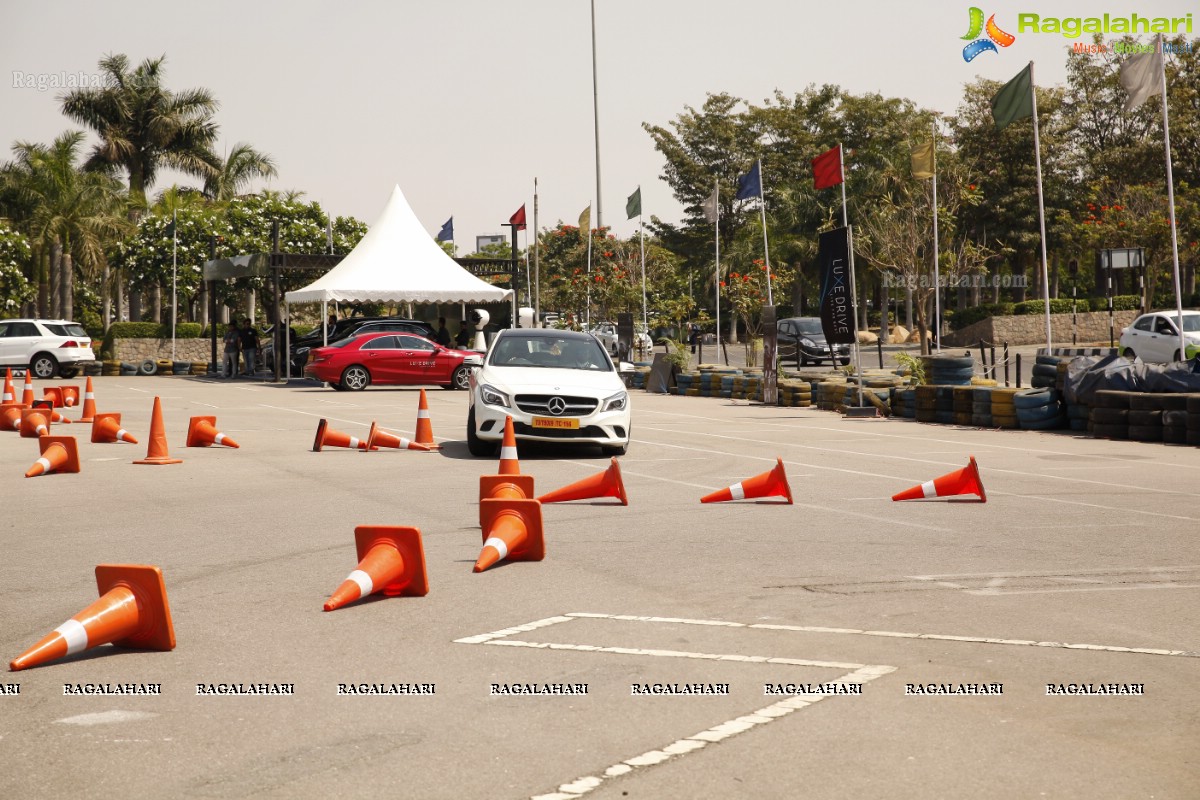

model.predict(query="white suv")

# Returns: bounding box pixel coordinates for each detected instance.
[0,319,95,378]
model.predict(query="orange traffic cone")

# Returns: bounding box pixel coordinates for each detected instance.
[473,497,544,573]
[700,458,793,504]
[47,408,71,425]
[42,387,65,408]
[25,435,81,477]
[323,526,429,611]
[414,389,440,450]
[60,385,79,407]
[20,407,51,438]
[20,372,34,407]
[91,412,138,444]
[497,415,520,475]
[77,377,97,423]
[892,456,986,503]
[537,458,628,505]
[133,396,182,465]
[365,421,433,452]
[186,416,239,448]
[312,418,369,452]
[1,406,21,431]
[9,564,175,671]
[1,368,15,406]
[478,474,535,527]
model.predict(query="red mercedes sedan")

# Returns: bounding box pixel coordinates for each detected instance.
[303,331,480,391]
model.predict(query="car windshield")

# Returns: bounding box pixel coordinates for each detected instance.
[792,319,824,335]
[1180,315,1200,333]
[489,335,612,371]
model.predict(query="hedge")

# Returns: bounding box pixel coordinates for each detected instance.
[950,303,1015,330]
[1087,295,1141,312]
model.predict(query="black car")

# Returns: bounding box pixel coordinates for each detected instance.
[777,317,850,366]
[264,317,437,374]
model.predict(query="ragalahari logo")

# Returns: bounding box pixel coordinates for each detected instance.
[962,7,1016,61]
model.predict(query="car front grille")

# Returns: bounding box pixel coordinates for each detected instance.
[514,395,599,416]
[513,422,607,439]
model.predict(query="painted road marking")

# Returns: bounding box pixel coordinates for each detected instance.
[908,566,1200,597]
[455,614,894,800]
[54,710,158,726]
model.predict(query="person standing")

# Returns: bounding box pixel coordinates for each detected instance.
[222,321,241,379]
[455,320,471,348]
[434,316,452,347]
[239,319,259,376]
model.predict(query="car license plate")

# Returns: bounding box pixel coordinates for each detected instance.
[532,417,579,429]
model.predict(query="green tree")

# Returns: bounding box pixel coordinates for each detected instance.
[0,225,34,313]
[203,142,278,202]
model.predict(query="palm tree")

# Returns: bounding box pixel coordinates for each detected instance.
[204,143,278,201]
[4,132,128,321]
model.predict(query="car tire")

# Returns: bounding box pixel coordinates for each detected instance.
[839,358,850,366]
[329,381,347,391]
[466,406,496,457]
[1122,348,1136,359]
[450,364,470,390]
[340,365,370,391]
[30,353,58,379]
[58,367,79,379]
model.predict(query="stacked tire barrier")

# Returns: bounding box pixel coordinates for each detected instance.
[1187,395,1200,446]
[915,385,937,422]
[972,387,993,427]
[778,379,813,407]
[1092,390,1132,440]
[102,360,121,376]
[953,387,974,426]
[923,354,976,386]
[1014,387,1064,431]
[1031,355,1066,389]
[1163,395,1188,444]
[190,362,208,376]
[934,386,955,424]
[1128,393,1165,443]
[991,388,1020,429]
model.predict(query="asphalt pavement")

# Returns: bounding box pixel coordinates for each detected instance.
[1,375,1197,799]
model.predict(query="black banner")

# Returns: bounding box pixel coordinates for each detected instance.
[818,227,855,345]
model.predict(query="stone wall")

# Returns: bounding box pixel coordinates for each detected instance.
[943,309,1139,347]
[109,338,214,363]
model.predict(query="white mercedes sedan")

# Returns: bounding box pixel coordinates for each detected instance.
[467,328,631,457]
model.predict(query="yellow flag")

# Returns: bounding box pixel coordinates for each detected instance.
[910,141,935,180]
[578,205,591,231]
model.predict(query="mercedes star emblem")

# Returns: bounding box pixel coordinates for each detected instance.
[547,396,567,415]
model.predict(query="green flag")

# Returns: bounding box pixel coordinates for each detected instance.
[991,63,1033,131]
[578,205,591,231]
[910,141,935,180]
[625,187,641,220]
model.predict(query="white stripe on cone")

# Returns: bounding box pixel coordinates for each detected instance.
[64,398,74,406]
[417,409,429,419]
[33,457,52,475]
[84,392,94,399]
[921,480,937,499]
[729,482,746,501]
[499,446,518,461]
[348,437,361,449]
[347,569,373,598]
[55,619,89,656]
[117,428,130,441]
[214,433,226,445]
[483,536,508,561]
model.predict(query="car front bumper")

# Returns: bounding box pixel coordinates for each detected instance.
[472,398,630,446]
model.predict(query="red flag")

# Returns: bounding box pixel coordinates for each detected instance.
[812,145,843,190]
[509,204,527,231]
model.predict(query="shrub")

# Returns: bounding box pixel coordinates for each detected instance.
[950,303,1015,330]
[1087,295,1141,312]
[1013,299,1078,316]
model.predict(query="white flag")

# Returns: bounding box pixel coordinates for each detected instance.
[1119,47,1163,112]
[701,184,719,223]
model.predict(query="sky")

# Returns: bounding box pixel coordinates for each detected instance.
[2,0,1194,251]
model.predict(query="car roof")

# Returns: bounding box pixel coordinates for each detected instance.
[1,318,79,324]
[495,328,596,341]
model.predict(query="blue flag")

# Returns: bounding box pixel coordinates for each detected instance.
[437,217,453,242]
[735,161,761,201]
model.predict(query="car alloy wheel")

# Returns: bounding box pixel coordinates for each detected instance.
[452,364,471,390]
[340,365,371,391]
[31,354,57,379]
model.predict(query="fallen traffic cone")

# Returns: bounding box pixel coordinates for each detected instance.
[25,435,81,477]
[474,496,544,573]
[20,407,52,438]
[1,406,21,431]
[9,564,175,671]
[478,474,535,527]
[312,418,369,452]
[323,526,429,611]
[42,386,65,408]
[47,408,71,425]
[413,389,440,450]
[20,372,34,407]
[133,396,182,465]
[60,385,80,407]
[365,421,433,452]
[497,415,520,475]
[537,458,627,505]
[186,416,240,448]
[1,368,15,405]
[892,456,986,503]
[77,377,97,423]
[91,412,138,444]
[700,458,793,504]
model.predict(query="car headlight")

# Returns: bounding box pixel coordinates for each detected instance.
[800,338,815,348]
[480,384,511,409]
[602,390,628,412]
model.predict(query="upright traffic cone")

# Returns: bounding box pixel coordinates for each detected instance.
[25,435,81,477]
[323,526,429,611]
[413,389,440,450]
[537,458,628,505]
[312,418,369,452]
[186,416,239,448]
[478,474,535,527]
[91,412,138,444]
[77,377,97,423]
[1,406,21,431]
[133,396,182,465]
[700,458,793,504]
[9,564,175,671]
[1,368,15,406]
[365,421,433,452]
[497,415,520,475]
[19,407,51,438]
[20,372,34,407]
[892,456,986,503]
[474,496,544,573]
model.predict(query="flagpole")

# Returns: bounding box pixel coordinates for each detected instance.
[714,179,720,361]
[637,187,647,335]
[1156,34,1185,359]
[170,209,176,359]
[756,159,773,306]
[534,178,541,326]
[931,125,942,354]
[1028,61,1053,352]
[590,0,603,229]
[838,147,863,407]
[586,206,593,328]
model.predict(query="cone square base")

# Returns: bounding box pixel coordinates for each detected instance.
[94,564,176,651]
[313,418,329,451]
[479,474,536,527]
[480,498,545,562]
[92,412,132,444]
[186,415,217,447]
[354,526,429,597]
[42,387,64,408]
[35,435,80,475]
